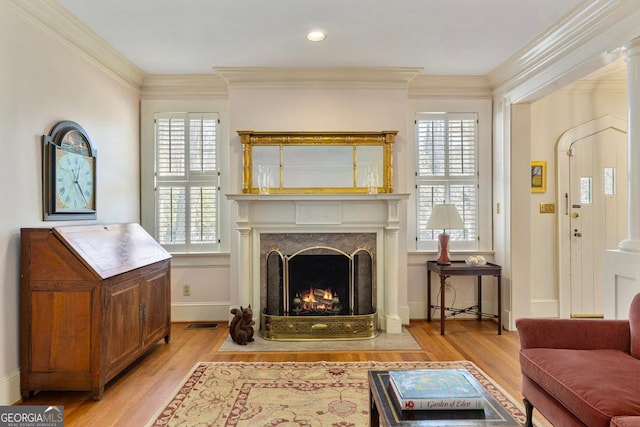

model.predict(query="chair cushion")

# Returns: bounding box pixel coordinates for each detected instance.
[611,416,640,427]
[520,348,640,427]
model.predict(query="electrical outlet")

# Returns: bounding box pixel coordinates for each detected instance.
[183,284,191,296]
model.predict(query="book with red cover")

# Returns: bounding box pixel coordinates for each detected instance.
[388,369,485,411]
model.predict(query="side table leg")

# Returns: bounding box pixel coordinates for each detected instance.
[477,276,483,321]
[440,274,446,335]
[427,270,432,322]
[370,390,380,426]
[497,275,502,335]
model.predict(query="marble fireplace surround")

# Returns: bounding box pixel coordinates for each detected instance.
[228,194,409,334]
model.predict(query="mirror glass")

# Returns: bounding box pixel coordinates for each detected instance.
[283,146,353,188]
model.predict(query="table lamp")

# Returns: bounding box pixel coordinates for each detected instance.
[426,203,464,265]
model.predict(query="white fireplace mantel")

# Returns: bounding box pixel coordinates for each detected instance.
[227,193,410,334]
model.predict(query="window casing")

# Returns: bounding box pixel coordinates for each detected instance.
[416,112,479,251]
[155,112,220,253]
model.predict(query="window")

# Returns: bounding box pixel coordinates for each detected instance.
[604,167,615,196]
[416,112,478,250]
[155,112,220,252]
[580,176,592,204]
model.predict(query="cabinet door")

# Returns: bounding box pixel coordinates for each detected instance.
[141,267,170,347]
[104,279,141,377]
[30,291,92,373]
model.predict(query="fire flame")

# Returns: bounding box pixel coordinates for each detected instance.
[298,287,338,312]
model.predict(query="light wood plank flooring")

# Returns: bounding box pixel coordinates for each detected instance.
[18,319,528,427]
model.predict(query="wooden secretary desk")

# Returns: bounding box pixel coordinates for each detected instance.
[20,223,171,400]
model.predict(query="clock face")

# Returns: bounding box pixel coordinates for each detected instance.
[55,149,95,211]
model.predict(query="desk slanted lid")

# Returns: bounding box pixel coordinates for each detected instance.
[53,223,170,279]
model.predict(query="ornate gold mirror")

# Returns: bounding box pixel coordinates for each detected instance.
[238,130,397,194]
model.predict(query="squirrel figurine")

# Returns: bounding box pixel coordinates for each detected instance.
[229,305,255,345]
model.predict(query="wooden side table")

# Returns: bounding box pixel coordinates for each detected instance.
[426,261,502,335]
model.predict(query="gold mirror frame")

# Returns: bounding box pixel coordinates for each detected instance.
[238,130,397,194]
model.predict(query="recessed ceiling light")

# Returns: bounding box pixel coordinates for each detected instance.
[306,31,326,42]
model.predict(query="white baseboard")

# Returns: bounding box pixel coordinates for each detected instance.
[171,302,231,322]
[503,309,514,331]
[398,305,410,325]
[1,368,21,405]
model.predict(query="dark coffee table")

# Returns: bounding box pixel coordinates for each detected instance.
[368,370,522,426]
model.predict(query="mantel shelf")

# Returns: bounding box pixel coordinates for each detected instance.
[226,193,410,202]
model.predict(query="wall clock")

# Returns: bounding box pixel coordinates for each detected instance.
[43,121,97,220]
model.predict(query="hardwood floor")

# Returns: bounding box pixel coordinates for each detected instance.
[18,319,528,427]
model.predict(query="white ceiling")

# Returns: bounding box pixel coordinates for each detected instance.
[56,0,587,76]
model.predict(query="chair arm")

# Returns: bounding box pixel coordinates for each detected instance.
[516,318,630,351]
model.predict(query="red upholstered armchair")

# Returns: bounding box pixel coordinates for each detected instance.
[516,293,640,427]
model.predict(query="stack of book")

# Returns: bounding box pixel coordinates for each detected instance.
[388,369,485,411]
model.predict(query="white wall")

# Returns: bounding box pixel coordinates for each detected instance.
[510,104,534,322]
[0,3,140,405]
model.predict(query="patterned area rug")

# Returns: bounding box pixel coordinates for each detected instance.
[146,360,528,427]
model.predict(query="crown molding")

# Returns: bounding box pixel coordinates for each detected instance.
[213,67,422,89]
[408,75,492,99]
[8,0,144,91]
[141,75,228,99]
[562,60,627,93]
[561,79,627,93]
[489,0,640,99]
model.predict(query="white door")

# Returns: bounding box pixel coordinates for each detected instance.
[569,129,627,317]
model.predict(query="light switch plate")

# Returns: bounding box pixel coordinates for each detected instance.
[539,203,555,214]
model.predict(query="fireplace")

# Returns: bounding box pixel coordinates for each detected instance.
[261,233,376,339]
[228,193,409,340]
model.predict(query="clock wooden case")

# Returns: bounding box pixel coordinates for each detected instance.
[43,120,97,220]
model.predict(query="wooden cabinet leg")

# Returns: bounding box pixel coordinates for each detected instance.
[91,387,104,401]
[20,389,33,402]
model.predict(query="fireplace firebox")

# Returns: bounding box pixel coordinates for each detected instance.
[289,254,349,315]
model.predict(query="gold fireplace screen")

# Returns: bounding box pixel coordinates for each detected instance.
[238,130,397,194]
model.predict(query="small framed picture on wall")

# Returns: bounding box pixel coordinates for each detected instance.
[531,161,546,193]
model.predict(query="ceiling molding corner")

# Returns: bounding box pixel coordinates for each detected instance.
[8,0,145,91]
[561,79,626,93]
[141,75,229,99]
[408,75,492,99]
[488,0,640,98]
[213,67,422,89]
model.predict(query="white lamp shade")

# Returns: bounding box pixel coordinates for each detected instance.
[426,203,464,230]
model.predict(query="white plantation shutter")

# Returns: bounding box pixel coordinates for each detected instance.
[416,113,478,250]
[156,112,219,252]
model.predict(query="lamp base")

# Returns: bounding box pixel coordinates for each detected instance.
[436,232,452,265]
